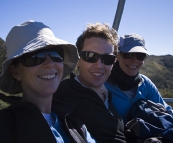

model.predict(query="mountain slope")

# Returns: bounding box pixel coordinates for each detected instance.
[140,55,173,97]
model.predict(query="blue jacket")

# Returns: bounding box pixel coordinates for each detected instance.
[105,74,173,123]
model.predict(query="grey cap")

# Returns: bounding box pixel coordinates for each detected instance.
[0,20,79,94]
[118,33,148,55]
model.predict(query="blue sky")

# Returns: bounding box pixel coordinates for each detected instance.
[1,0,173,55]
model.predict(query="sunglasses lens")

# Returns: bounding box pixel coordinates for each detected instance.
[136,53,146,61]
[101,55,115,65]
[47,51,63,62]
[49,47,64,62]
[120,53,133,59]
[80,51,115,65]
[120,52,146,61]
[80,52,98,63]
[21,52,44,67]
[21,48,64,67]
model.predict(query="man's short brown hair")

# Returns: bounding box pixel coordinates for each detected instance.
[76,23,118,55]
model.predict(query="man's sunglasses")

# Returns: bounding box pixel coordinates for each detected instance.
[79,51,115,65]
[120,52,146,61]
[19,47,64,67]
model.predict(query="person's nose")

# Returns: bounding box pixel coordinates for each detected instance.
[43,55,55,68]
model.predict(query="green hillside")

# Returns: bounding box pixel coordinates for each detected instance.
[140,55,173,98]
[0,38,6,70]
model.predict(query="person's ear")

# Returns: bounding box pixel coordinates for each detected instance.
[10,65,21,81]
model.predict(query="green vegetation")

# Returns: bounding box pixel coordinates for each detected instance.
[0,100,10,109]
[0,38,6,71]
[140,55,173,98]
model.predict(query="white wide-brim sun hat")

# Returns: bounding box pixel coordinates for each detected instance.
[0,20,79,94]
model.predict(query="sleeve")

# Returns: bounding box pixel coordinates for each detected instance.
[141,75,173,115]
[0,109,15,143]
[83,125,97,143]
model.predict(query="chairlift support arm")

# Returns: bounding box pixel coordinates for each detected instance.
[112,0,126,31]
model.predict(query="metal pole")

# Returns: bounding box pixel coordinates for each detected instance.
[112,0,126,31]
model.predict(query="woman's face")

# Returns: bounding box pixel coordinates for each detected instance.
[117,52,145,76]
[11,53,63,98]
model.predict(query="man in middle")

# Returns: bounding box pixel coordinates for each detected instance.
[53,23,126,143]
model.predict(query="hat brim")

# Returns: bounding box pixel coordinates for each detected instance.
[119,46,148,55]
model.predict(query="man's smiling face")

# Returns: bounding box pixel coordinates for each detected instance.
[77,37,114,88]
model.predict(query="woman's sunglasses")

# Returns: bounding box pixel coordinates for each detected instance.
[19,47,64,67]
[79,51,115,65]
[120,52,146,61]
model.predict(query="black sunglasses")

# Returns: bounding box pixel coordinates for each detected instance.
[79,51,115,65]
[19,47,64,67]
[120,52,146,61]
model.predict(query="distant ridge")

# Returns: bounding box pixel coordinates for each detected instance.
[140,55,173,97]
[0,38,6,70]
[0,37,5,48]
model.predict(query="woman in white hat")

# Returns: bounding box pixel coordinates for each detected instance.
[105,33,173,124]
[0,20,95,143]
